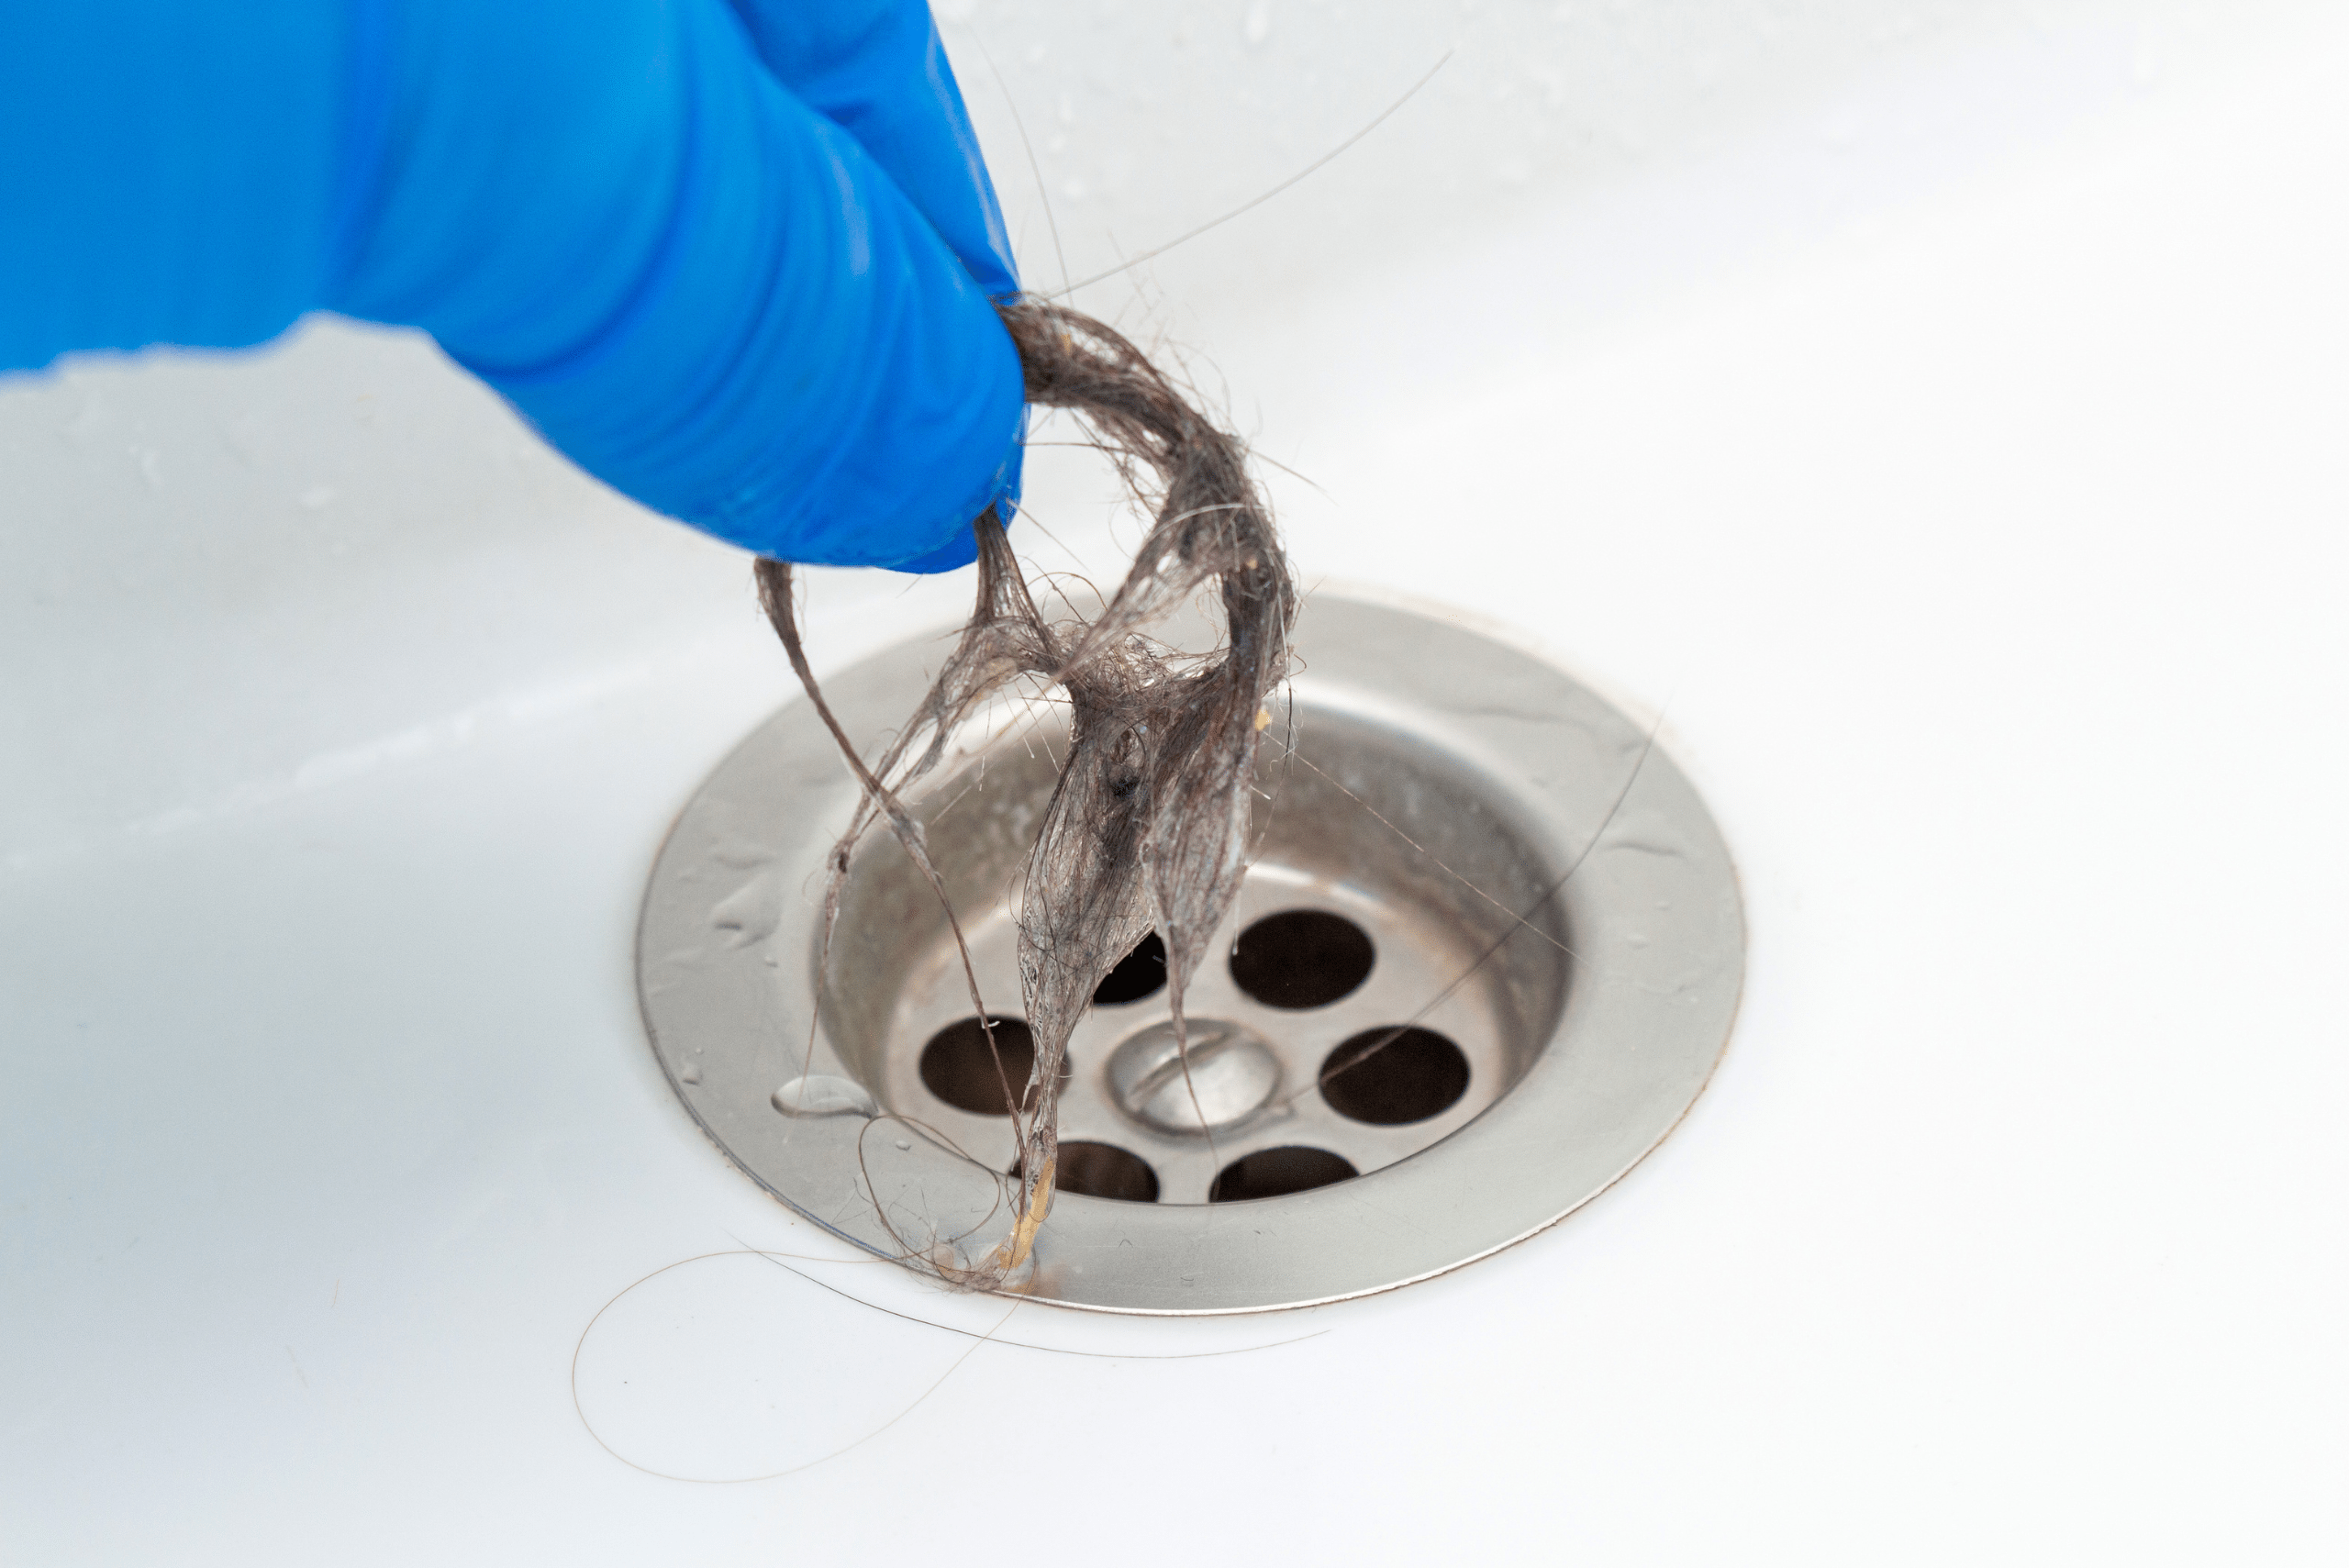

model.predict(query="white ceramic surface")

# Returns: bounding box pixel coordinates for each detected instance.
[5,3,2343,1562]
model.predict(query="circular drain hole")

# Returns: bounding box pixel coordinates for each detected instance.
[1092,932,1167,1006]
[1229,909,1375,1009]
[918,1018,1068,1116]
[1209,1146,1359,1202]
[1319,1028,1472,1126]
[1041,1141,1160,1203]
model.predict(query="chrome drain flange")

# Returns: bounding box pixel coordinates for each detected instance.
[637,592,1743,1313]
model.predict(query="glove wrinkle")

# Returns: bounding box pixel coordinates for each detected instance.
[327,0,398,304]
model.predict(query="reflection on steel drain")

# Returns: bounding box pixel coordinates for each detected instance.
[637,593,1743,1314]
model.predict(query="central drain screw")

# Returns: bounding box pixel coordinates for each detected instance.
[1107,1018,1281,1134]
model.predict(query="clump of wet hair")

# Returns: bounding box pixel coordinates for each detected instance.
[753,296,1296,1288]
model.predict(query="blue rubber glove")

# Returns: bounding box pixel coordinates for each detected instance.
[0,0,1022,572]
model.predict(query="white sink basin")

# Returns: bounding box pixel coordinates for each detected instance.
[6,2,2343,1560]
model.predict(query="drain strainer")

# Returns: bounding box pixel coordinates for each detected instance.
[637,592,1743,1313]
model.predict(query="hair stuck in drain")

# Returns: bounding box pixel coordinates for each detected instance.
[756,295,1297,1291]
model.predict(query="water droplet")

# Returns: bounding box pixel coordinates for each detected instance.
[709,868,780,948]
[678,1061,702,1084]
[771,1075,879,1118]
[708,840,774,871]
[893,1136,912,1151]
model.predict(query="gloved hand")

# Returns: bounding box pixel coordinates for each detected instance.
[0,0,1023,572]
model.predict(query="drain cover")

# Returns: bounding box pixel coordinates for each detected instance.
[637,592,1743,1313]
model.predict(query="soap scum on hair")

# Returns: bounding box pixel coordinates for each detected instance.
[756,295,1296,1289]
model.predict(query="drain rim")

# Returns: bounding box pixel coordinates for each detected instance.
[636,590,1744,1315]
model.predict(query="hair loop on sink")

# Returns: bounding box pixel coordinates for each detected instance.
[752,295,1297,1290]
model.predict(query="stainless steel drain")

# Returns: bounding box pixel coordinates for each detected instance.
[637,592,1743,1313]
